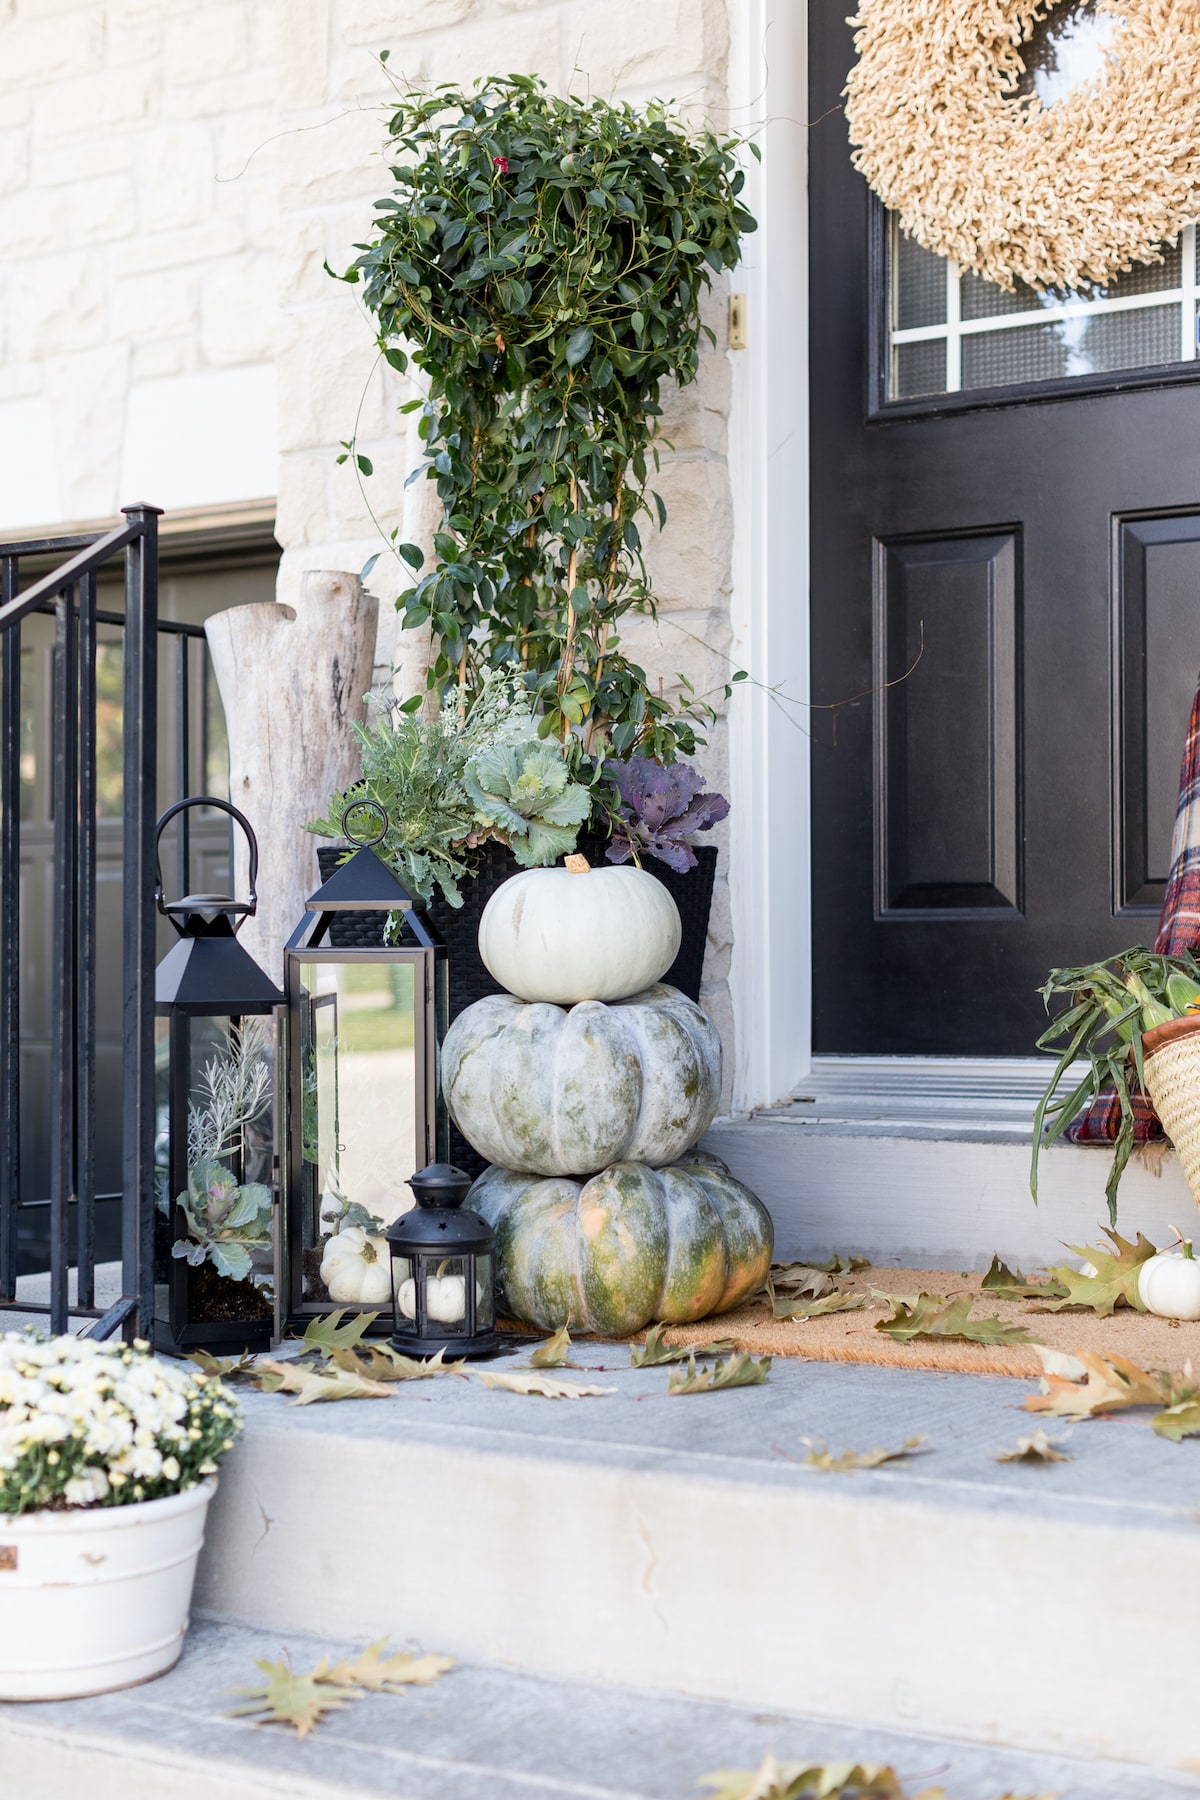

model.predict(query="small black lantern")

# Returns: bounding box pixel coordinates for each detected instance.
[385,1163,499,1358]
[154,798,283,1355]
[283,803,450,1331]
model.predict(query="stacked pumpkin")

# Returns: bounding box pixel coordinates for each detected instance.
[441,856,773,1337]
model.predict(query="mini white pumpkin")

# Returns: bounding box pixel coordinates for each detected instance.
[320,1225,392,1306]
[477,855,682,1005]
[1138,1229,1200,1321]
[397,1273,467,1324]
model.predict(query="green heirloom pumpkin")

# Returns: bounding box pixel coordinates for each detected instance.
[469,1152,774,1336]
[441,983,721,1176]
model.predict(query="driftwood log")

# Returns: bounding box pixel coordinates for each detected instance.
[204,569,379,978]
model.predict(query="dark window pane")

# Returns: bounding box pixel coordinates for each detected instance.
[895,228,946,330]
[894,339,946,398]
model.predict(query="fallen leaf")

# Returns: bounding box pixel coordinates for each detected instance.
[528,1324,575,1367]
[630,1323,737,1367]
[1032,1344,1087,1381]
[296,1307,380,1354]
[186,1349,258,1381]
[477,1370,616,1399]
[327,1343,466,1382]
[812,1253,871,1277]
[1151,1399,1200,1443]
[1031,1228,1156,1317]
[227,1655,360,1738]
[800,1435,928,1472]
[1022,1349,1167,1421]
[873,1292,1035,1348]
[995,1429,1072,1464]
[322,1639,454,1692]
[700,1756,903,1799]
[766,1262,835,1300]
[667,1351,771,1394]
[980,1254,1067,1304]
[769,1287,866,1322]
[255,1359,392,1405]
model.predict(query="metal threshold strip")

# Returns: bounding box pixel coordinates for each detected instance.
[761,1055,1075,1141]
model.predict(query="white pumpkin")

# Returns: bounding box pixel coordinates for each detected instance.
[1138,1236,1200,1321]
[442,983,721,1176]
[477,856,682,1005]
[320,1226,392,1305]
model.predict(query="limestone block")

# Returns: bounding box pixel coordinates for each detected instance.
[274,308,396,451]
[279,0,331,109]
[200,255,281,366]
[273,104,391,209]
[137,125,216,231]
[339,0,477,42]
[274,449,332,547]
[33,67,156,139]
[0,188,68,257]
[564,0,725,93]
[656,352,733,455]
[8,251,105,359]
[0,363,43,404]
[329,437,409,539]
[115,219,246,275]
[0,92,30,130]
[44,345,130,522]
[615,608,733,724]
[641,455,733,609]
[164,7,249,84]
[67,174,137,246]
[130,338,200,382]
[110,266,198,341]
[0,128,27,195]
[271,215,331,306]
[406,12,562,87]
[165,67,279,123]
[205,569,379,975]
[699,973,735,1110]
[2,12,105,86]
[32,133,134,187]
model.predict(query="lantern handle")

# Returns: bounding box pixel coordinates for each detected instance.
[154,796,260,923]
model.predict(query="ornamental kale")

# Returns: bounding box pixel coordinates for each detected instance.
[464,741,593,867]
[605,756,729,873]
[173,1159,273,1285]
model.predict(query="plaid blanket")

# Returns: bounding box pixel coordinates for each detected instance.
[1068,669,1200,1143]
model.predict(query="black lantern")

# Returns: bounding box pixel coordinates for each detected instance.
[386,1164,499,1358]
[154,798,283,1355]
[283,804,450,1331]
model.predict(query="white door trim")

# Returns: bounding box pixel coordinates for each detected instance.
[728,0,812,1112]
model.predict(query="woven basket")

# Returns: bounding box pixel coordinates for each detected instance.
[1141,1016,1200,1202]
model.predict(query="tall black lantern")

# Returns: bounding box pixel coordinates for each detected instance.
[283,805,450,1332]
[386,1164,499,1358]
[154,798,283,1356]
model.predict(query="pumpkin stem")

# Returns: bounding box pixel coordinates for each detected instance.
[564,853,590,874]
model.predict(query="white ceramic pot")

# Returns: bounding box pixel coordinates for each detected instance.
[0,1475,216,1700]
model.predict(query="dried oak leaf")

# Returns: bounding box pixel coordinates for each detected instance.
[873,1292,1035,1347]
[767,1263,835,1299]
[1022,1349,1167,1421]
[1152,1398,1200,1443]
[478,1370,616,1399]
[187,1348,258,1381]
[700,1755,904,1799]
[1031,1229,1156,1317]
[801,1435,928,1473]
[667,1351,771,1394]
[995,1429,1072,1464]
[631,1323,736,1367]
[322,1639,454,1692]
[770,1287,866,1323]
[296,1307,380,1354]
[328,1343,466,1382]
[255,1359,392,1405]
[980,1254,1067,1304]
[227,1655,360,1738]
[528,1324,575,1368]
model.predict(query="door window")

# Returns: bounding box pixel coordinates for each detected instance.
[889,220,1199,401]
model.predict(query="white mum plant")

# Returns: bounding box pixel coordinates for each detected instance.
[0,1331,241,1516]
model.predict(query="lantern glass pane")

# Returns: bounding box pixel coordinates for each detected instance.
[296,955,422,1310]
[475,1251,495,1329]
[419,1252,467,1330]
[390,1253,416,1334]
[155,1012,275,1333]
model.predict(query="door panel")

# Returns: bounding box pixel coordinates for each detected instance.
[809,2,1200,1055]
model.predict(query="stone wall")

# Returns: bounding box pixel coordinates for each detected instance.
[0,0,740,1095]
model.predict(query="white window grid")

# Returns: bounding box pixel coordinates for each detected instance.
[889,219,1200,397]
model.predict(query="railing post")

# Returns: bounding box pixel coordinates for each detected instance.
[77,570,98,1311]
[0,555,19,1304]
[49,585,79,1335]
[120,504,161,1341]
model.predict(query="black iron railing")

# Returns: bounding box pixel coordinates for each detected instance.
[0,505,161,1339]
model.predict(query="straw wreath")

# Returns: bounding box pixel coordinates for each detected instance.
[844,0,1200,292]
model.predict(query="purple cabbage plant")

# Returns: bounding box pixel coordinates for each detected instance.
[605,757,730,873]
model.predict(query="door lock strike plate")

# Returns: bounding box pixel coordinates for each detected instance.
[728,293,747,351]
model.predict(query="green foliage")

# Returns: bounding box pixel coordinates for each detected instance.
[1031,946,1200,1221]
[337,73,755,753]
[172,1159,272,1285]
[872,1292,1035,1348]
[307,667,594,904]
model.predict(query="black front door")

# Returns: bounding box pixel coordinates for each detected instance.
[810,1,1200,1056]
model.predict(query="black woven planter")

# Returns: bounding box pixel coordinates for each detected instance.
[314,837,718,1178]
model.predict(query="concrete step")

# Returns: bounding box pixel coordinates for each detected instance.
[193,1342,1200,1775]
[2,1613,1197,1800]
